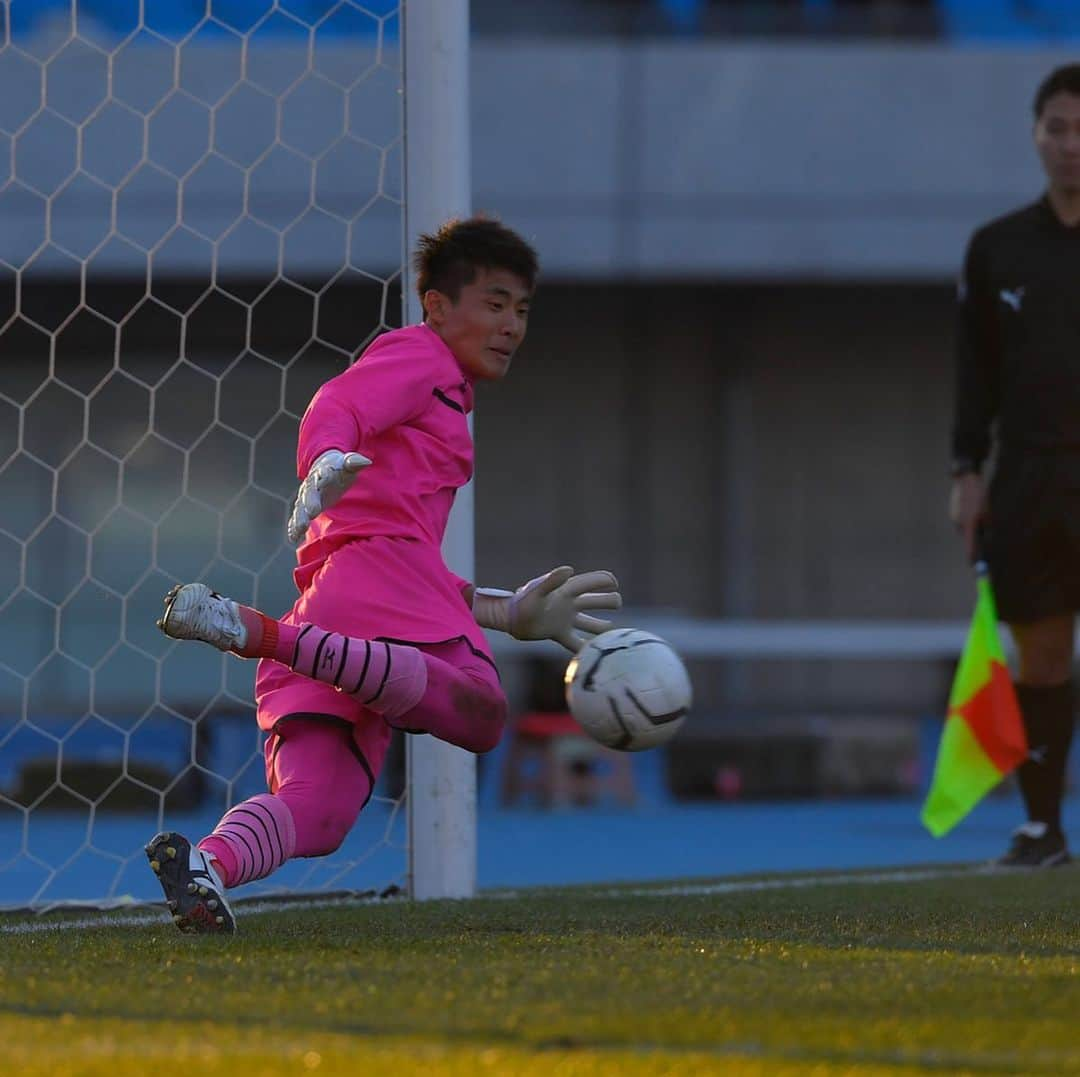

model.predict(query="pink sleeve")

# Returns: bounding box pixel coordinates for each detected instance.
[296,347,436,476]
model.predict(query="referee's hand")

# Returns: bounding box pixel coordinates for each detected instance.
[948,473,987,564]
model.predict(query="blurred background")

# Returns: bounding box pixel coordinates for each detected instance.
[1,0,1079,904]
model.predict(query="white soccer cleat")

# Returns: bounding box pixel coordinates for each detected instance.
[157,582,247,653]
[145,831,236,935]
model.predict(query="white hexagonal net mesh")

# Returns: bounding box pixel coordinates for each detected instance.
[0,1,409,911]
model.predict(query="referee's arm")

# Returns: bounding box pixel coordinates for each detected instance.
[951,231,999,473]
[949,231,998,559]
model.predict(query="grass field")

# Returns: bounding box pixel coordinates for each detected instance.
[2,865,1078,1076]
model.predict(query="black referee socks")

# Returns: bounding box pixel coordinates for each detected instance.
[1015,680,1076,836]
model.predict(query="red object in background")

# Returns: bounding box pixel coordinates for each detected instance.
[514,710,584,739]
[713,766,743,801]
[501,710,637,808]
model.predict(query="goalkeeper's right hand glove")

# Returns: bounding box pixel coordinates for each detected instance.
[287,449,372,546]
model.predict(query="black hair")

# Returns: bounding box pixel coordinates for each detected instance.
[1034,64,1080,119]
[412,215,539,303]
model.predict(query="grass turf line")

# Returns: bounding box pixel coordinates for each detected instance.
[2,866,1078,1075]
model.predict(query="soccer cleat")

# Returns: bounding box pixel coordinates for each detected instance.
[145,831,236,935]
[994,822,1071,868]
[158,582,246,652]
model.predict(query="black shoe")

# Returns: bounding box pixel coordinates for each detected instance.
[145,831,236,934]
[995,822,1071,868]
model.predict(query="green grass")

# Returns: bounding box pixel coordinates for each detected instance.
[2,866,1079,1075]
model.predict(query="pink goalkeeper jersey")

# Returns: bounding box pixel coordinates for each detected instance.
[292,322,475,599]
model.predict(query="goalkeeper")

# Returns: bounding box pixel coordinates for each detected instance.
[145,217,622,934]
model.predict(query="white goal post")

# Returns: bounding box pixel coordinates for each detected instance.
[402,0,477,901]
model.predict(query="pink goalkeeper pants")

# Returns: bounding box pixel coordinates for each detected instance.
[200,636,505,887]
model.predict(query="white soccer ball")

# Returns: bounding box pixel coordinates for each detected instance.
[564,628,692,752]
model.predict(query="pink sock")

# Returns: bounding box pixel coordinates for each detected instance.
[198,793,297,888]
[242,617,429,721]
[231,612,502,751]
[231,606,279,659]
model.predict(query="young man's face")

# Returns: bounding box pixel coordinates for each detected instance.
[1035,90,1080,194]
[423,267,531,381]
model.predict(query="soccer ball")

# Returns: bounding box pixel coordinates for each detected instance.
[564,628,692,751]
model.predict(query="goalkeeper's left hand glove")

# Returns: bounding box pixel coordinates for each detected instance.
[287,449,372,546]
[472,566,621,653]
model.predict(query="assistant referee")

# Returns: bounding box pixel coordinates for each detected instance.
[950,63,1080,868]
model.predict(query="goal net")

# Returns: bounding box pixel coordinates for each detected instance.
[0,0,412,911]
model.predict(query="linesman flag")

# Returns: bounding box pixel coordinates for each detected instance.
[921,563,1028,837]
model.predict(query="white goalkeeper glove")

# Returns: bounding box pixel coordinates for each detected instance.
[472,566,621,653]
[287,449,372,546]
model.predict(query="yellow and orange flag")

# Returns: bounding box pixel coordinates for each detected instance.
[921,567,1028,837]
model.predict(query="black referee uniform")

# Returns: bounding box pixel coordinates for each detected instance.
[953,195,1080,622]
[952,194,1079,854]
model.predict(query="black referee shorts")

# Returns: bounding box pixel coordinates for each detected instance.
[987,453,1080,624]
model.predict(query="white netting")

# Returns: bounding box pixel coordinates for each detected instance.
[0,0,409,910]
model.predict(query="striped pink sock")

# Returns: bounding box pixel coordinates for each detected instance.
[265,622,428,721]
[198,793,297,889]
[231,607,429,720]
